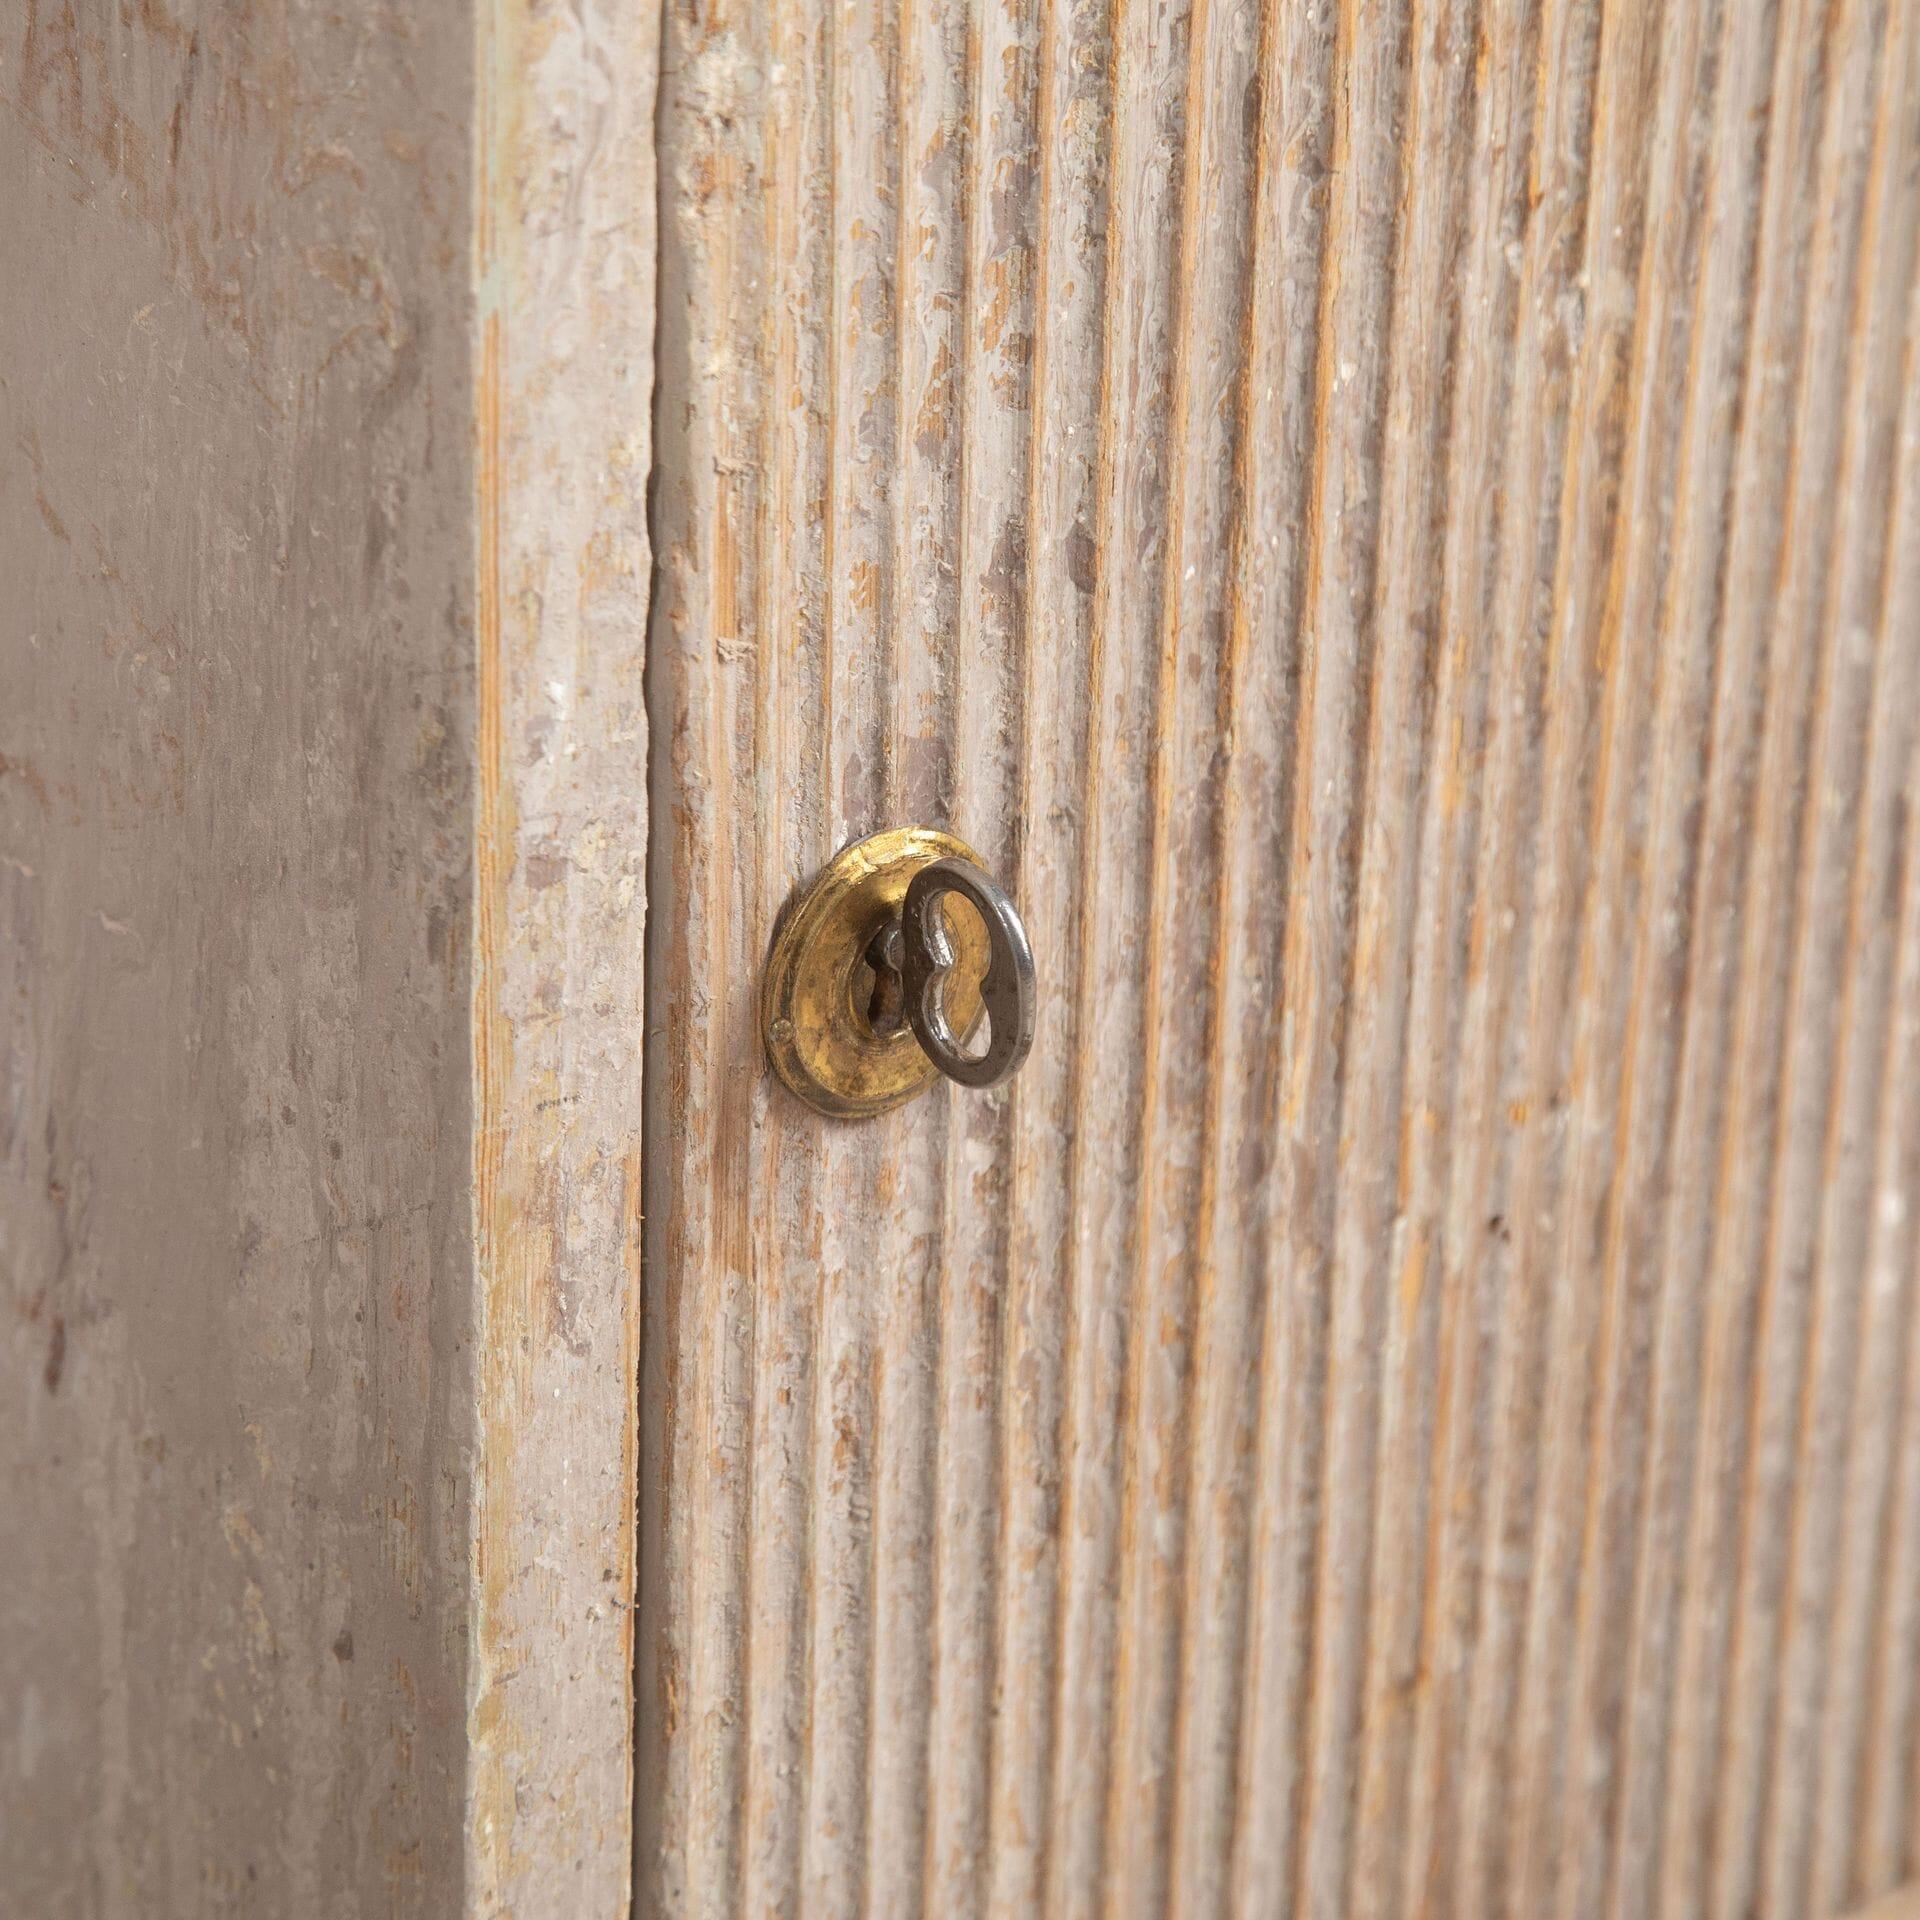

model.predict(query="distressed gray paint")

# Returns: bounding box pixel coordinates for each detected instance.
[639,0,1920,1915]
[1,4,476,1905]
[0,0,654,1910]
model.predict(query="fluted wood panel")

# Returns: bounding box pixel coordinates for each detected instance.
[640,0,1920,1913]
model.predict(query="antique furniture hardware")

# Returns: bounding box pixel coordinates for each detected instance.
[762,827,1036,1118]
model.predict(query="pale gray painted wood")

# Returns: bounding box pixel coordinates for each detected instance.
[0,0,655,1912]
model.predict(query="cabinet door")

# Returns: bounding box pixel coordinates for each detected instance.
[639,1,1920,1917]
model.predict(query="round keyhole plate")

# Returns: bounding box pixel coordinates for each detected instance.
[763,827,991,1118]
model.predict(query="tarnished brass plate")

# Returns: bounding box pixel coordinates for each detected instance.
[762,827,990,1118]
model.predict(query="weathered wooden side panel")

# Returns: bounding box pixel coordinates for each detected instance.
[0,4,479,1909]
[641,1,1920,1917]
[0,0,654,1911]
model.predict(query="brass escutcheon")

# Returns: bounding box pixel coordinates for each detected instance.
[762,827,1032,1119]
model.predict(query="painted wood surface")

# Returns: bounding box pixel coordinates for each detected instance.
[472,0,657,1908]
[1,0,654,1912]
[641,1,1920,1918]
[1848,1888,1920,1920]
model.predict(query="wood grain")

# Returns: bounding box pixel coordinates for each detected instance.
[643,0,1920,1914]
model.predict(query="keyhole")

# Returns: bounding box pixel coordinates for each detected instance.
[861,922,908,1037]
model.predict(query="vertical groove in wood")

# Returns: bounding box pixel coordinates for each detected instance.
[1160,0,1289,1911]
[1281,0,1418,1913]
[865,0,963,1901]
[640,1,1920,1915]
[1601,0,1783,1910]
[1809,239,1920,1913]
[1226,1,1339,1910]
[1652,0,1851,1909]
[1513,0,1727,1911]
[805,0,895,1905]
[1436,0,1609,1908]
[1391,0,1543,1905]
[1760,4,1920,1909]
[1698,2,1899,1915]
[1854,263,1920,1908]
[989,0,1112,1910]
[1043,0,1176,1906]
[933,0,1039,1906]
[744,0,835,1902]
[1342,0,1482,1909]
[1102,0,1214,1905]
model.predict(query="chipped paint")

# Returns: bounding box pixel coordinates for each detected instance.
[468,0,658,1910]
